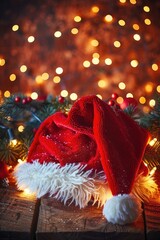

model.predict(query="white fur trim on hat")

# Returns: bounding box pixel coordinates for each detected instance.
[103,194,141,225]
[14,160,108,208]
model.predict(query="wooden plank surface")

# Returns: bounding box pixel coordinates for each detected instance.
[144,198,160,240]
[0,187,38,240]
[36,196,145,240]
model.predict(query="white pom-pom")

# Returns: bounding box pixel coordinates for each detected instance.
[103,194,141,225]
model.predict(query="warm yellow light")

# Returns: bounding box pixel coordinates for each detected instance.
[157,85,160,93]
[92,52,100,58]
[71,28,79,34]
[31,92,38,100]
[117,96,124,104]
[118,19,125,26]
[98,80,107,88]
[149,99,156,107]
[145,83,153,93]
[130,60,138,68]
[60,90,68,97]
[149,167,157,176]
[149,138,157,147]
[28,36,35,43]
[18,159,23,164]
[42,72,49,80]
[96,94,102,99]
[143,6,150,12]
[119,0,126,3]
[105,58,112,65]
[144,18,151,25]
[130,0,136,4]
[92,58,99,65]
[126,93,133,98]
[23,188,31,195]
[10,139,18,146]
[35,75,43,84]
[118,82,126,90]
[74,16,81,22]
[91,6,99,13]
[53,76,61,83]
[143,106,150,113]
[54,31,62,38]
[152,63,158,71]
[114,41,121,48]
[0,58,5,66]
[139,96,146,104]
[133,23,140,30]
[20,65,27,72]
[18,125,25,132]
[70,93,78,101]
[133,34,141,41]
[55,67,63,74]
[12,24,19,31]
[9,74,16,81]
[83,60,91,68]
[91,39,99,47]
[4,90,10,98]
[104,14,113,23]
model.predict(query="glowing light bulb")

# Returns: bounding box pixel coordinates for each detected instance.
[133,23,139,30]
[144,19,151,25]
[28,36,35,43]
[96,94,102,99]
[10,139,18,146]
[130,60,138,67]
[91,39,99,47]
[139,96,146,104]
[105,58,112,65]
[114,41,121,48]
[18,125,24,132]
[149,138,157,147]
[4,91,10,98]
[35,75,43,84]
[104,14,113,23]
[130,0,136,4]
[143,6,150,12]
[18,159,23,164]
[152,64,158,71]
[118,82,126,90]
[74,16,81,22]
[0,58,5,66]
[71,28,78,34]
[12,24,19,31]
[145,83,153,93]
[98,80,107,88]
[133,34,141,41]
[31,92,38,100]
[42,72,49,80]
[9,74,16,81]
[92,58,99,65]
[149,167,157,176]
[157,85,160,93]
[60,90,68,97]
[149,99,156,107]
[20,65,27,72]
[92,53,100,58]
[54,31,62,38]
[117,96,124,104]
[118,19,125,26]
[53,76,61,83]
[55,67,63,74]
[83,60,91,68]
[119,0,126,3]
[70,93,78,101]
[91,6,99,13]
[126,93,133,98]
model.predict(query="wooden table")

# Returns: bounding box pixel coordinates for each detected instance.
[0,184,160,240]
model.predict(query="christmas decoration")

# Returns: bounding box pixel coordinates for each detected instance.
[14,95,158,225]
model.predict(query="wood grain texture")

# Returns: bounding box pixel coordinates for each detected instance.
[36,196,145,240]
[0,187,37,240]
[144,198,160,240]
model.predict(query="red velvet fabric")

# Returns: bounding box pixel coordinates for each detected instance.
[0,162,8,179]
[27,95,149,195]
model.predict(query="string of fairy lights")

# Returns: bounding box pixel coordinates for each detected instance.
[0,0,160,112]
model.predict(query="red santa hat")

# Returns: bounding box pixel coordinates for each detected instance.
[14,95,158,225]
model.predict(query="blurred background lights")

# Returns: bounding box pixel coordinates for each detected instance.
[132,23,140,30]
[92,58,99,65]
[157,85,160,93]
[71,28,78,34]
[119,0,126,3]
[114,40,121,48]
[98,79,107,88]
[130,60,138,67]
[144,18,151,25]
[18,125,25,132]
[104,14,113,22]
[54,31,62,38]
[9,74,16,81]
[31,92,38,99]
[70,93,78,100]
[74,16,81,22]
[92,52,100,58]
[139,96,146,104]
[152,63,158,71]
[4,91,11,98]
[0,58,5,66]
[133,34,141,41]
[53,76,61,83]
[126,93,133,98]
[55,67,63,74]
[12,24,19,31]
[20,65,27,72]
[118,19,125,26]
[118,82,126,90]
[35,75,43,84]
[96,94,102,99]
[143,6,150,12]
[27,36,35,43]
[83,60,91,68]
[105,58,112,65]
[117,96,124,104]
[91,6,100,13]
[91,39,99,47]
[149,99,156,107]
[145,82,153,93]
[130,0,137,5]
[42,72,49,80]
[60,90,68,97]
